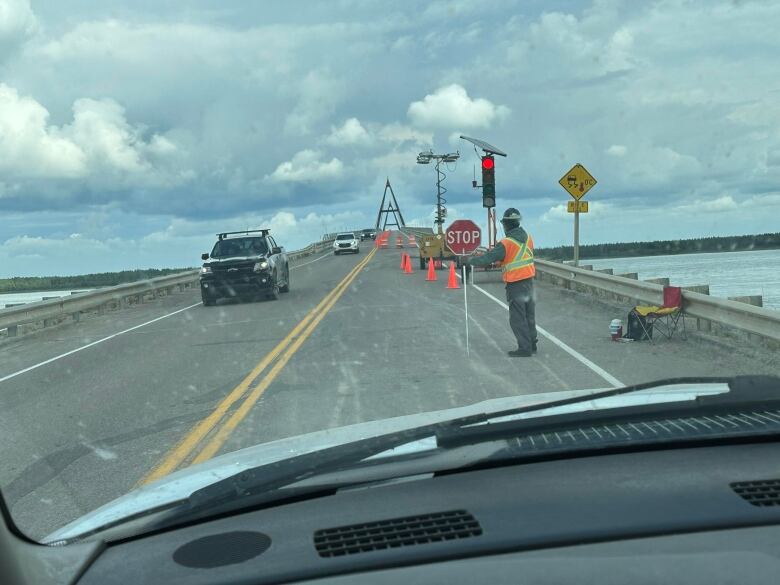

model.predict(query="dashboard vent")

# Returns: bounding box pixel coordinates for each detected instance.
[731,479,780,507]
[314,510,482,557]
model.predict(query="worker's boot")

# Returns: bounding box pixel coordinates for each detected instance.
[508,348,532,357]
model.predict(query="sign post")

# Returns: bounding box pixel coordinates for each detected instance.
[446,219,481,357]
[558,164,597,267]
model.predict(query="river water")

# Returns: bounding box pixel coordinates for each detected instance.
[584,249,780,309]
[0,290,92,309]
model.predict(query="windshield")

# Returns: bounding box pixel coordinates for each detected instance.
[1,0,779,544]
[210,238,268,258]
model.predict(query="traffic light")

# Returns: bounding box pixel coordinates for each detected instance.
[481,155,495,208]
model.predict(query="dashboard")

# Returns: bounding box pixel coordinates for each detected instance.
[66,441,780,584]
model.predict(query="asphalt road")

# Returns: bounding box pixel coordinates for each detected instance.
[0,235,777,539]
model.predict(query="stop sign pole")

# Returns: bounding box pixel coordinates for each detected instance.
[446,219,481,357]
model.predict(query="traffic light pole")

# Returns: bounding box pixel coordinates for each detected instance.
[487,207,497,249]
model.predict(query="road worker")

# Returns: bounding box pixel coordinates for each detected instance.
[463,208,538,357]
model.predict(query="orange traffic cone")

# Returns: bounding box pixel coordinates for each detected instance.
[403,254,413,274]
[426,257,437,281]
[446,262,460,289]
[400,253,407,270]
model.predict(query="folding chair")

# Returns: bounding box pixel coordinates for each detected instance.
[632,286,687,343]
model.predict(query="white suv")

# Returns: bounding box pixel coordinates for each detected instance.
[333,232,360,255]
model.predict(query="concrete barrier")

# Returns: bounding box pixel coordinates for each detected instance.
[644,277,670,286]
[730,295,763,307]
[682,285,712,332]
[535,259,780,348]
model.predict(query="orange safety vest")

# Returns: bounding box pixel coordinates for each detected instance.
[500,234,535,283]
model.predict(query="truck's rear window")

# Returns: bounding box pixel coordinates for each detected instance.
[210,238,268,258]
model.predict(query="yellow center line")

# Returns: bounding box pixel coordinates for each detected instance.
[191,249,375,463]
[137,248,376,486]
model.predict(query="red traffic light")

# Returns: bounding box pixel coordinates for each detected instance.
[481,156,494,170]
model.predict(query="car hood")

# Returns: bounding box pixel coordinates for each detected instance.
[45,382,728,542]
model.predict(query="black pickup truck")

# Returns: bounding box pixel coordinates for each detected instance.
[199,230,290,306]
[359,228,377,241]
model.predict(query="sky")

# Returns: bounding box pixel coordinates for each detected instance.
[1,0,779,276]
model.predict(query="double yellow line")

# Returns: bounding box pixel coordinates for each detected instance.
[139,248,376,486]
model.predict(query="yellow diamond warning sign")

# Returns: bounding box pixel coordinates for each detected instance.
[559,164,597,200]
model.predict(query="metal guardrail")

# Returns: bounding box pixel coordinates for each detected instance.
[535,259,780,343]
[0,239,335,338]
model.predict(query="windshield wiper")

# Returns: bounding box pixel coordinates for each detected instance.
[436,375,780,447]
[173,427,444,525]
[64,376,778,541]
[177,377,746,519]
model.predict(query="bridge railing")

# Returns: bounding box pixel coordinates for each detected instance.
[535,259,780,346]
[0,239,335,338]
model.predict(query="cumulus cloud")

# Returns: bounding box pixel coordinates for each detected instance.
[0,84,86,178]
[326,118,370,146]
[407,84,509,129]
[679,195,739,214]
[1,1,780,275]
[0,0,37,55]
[268,150,344,183]
[377,123,433,146]
[284,70,345,136]
[0,84,182,186]
[607,145,627,157]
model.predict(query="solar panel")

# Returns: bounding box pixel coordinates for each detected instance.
[459,135,507,157]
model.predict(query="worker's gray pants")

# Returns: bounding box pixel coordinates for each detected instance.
[505,278,537,353]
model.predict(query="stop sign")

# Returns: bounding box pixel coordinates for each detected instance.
[445,219,482,255]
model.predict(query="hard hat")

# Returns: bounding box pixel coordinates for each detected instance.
[501,208,522,223]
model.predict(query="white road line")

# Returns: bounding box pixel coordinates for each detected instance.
[0,302,202,384]
[2,252,336,382]
[458,272,624,387]
[291,251,334,269]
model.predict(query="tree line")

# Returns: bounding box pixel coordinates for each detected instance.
[0,268,195,293]
[536,232,780,261]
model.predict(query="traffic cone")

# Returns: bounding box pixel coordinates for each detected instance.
[446,262,460,289]
[403,254,413,274]
[426,257,437,281]
[400,253,407,270]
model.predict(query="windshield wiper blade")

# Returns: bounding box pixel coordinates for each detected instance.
[178,378,736,517]
[177,427,443,523]
[436,375,780,447]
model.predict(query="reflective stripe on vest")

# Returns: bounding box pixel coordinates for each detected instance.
[500,235,535,282]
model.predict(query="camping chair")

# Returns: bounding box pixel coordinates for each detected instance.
[632,286,687,343]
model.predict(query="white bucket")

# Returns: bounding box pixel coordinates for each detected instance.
[610,318,623,340]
